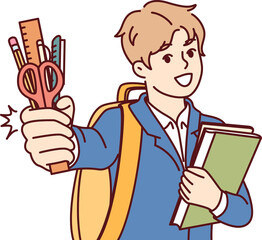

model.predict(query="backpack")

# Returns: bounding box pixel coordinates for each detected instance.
[71,82,145,240]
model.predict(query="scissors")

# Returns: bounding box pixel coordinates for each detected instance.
[18,61,64,108]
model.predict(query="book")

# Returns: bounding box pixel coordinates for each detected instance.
[170,123,261,229]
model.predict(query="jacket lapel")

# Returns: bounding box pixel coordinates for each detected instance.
[129,94,202,170]
[185,99,201,167]
[130,93,184,171]
[154,132,183,171]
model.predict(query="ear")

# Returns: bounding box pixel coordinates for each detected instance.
[132,61,150,78]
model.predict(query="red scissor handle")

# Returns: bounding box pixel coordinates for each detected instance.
[39,61,64,107]
[18,63,45,107]
[18,62,64,108]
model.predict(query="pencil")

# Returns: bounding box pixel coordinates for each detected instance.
[9,37,36,109]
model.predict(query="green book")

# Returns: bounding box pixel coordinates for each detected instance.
[171,123,261,229]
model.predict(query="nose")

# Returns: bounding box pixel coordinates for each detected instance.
[181,51,188,69]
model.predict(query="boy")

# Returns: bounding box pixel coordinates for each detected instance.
[21,1,252,239]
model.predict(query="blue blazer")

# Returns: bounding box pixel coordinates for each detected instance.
[72,93,252,240]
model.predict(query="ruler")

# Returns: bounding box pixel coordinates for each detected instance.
[19,18,46,66]
[51,35,66,102]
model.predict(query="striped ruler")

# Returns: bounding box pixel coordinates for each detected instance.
[19,18,46,66]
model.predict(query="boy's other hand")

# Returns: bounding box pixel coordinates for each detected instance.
[179,167,222,211]
[20,96,75,171]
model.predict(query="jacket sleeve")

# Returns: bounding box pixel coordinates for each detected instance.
[215,183,252,226]
[201,114,253,227]
[70,107,121,170]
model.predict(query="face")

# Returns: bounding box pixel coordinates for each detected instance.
[134,28,203,98]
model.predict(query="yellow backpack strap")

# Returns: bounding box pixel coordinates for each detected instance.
[99,102,142,240]
[117,82,145,102]
[71,83,145,240]
[71,103,119,240]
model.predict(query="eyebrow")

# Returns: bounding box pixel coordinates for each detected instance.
[183,38,196,47]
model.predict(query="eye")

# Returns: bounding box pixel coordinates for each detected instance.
[162,54,173,63]
[186,48,196,58]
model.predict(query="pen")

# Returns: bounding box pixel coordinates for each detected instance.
[37,40,52,90]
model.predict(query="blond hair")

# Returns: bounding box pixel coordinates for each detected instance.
[115,1,205,69]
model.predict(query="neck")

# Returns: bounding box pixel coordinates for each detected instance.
[146,85,185,122]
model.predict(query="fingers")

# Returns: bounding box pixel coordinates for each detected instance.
[184,168,205,183]
[179,189,190,202]
[20,95,75,125]
[21,107,71,125]
[25,133,75,170]
[25,135,75,153]
[20,96,75,172]
[22,121,73,140]
[187,167,207,177]
[56,96,74,120]
[180,176,192,194]
[179,175,193,202]
[31,149,74,168]
[179,168,221,209]
[179,168,206,202]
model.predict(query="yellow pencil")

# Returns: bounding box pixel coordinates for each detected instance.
[9,37,36,109]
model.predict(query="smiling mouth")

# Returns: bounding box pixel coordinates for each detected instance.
[174,73,192,87]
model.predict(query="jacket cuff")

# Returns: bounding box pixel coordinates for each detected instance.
[212,192,227,217]
[69,126,80,168]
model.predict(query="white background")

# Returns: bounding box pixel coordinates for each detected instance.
[1,0,262,239]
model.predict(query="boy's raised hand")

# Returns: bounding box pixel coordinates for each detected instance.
[21,96,75,171]
[179,167,222,211]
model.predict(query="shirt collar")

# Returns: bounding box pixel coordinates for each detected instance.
[147,101,189,130]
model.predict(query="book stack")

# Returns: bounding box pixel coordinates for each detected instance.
[171,123,261,229]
